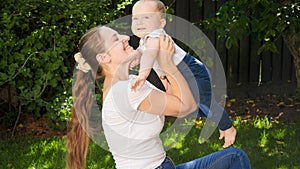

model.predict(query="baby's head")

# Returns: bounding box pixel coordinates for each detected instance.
[131,0,166,38]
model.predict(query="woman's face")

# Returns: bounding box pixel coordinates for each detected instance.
[100,27,135,64]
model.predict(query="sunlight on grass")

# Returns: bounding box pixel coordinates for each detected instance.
[253,116,273,129]
[162,128,185,149]
[272,128,287,140]
[25,139,66,168]
[0,137,66,169]
[1,117,299,169]
[258,129,269,148]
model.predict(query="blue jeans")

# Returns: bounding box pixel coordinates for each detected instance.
[157,148,251,169]
[155,156,176,169]
[176,54,232,130]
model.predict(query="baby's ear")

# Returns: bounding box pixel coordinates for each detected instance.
[96,53,111,63]
[160,18,166,28]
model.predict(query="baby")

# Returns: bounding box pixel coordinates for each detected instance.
[131,0,237,148]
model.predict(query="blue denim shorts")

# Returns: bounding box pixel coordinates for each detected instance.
[155,156,175,169]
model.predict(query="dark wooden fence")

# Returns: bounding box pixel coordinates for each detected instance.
[117,0,296,92]
[171,0,295,87]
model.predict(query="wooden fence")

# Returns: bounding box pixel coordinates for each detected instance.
[117,0,296,89]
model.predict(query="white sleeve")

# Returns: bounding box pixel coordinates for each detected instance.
[109,78,153,117]
[127,78,153,110]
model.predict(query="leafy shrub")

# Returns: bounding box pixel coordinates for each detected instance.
[0,0,132,123]
[46,88,73,130]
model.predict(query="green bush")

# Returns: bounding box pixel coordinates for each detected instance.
[0,0,132,121]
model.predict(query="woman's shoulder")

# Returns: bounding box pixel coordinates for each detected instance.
[104,75,154,110]
[105,75,157,97]
[109,75,153,95]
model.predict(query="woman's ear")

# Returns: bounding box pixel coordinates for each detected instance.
[96,54,111,63]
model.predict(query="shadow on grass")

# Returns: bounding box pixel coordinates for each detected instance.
[1,117,299,169]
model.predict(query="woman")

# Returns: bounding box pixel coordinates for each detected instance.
[67,25,251,169]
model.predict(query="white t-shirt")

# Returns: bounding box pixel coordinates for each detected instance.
[140,28,187,74]
[102,75,166,169]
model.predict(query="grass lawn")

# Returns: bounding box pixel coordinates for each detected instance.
[1,117,299,169]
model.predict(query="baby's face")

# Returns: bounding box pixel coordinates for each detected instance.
[131,1,165,38]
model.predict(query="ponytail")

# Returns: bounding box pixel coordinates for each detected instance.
[66,26,105,168]
[66,71,94,169]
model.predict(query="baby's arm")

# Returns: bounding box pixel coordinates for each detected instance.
[131,37,160,90]
[129,47,142,70]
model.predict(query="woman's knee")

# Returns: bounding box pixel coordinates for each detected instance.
[227,147,248,157]
[228,147,251,168]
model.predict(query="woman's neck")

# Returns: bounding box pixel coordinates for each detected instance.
[105,65,130,82]
[102,64,130,101]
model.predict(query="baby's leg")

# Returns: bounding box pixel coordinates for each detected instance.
[177,54,232,130]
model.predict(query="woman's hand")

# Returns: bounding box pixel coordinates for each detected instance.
[219,126,237,148]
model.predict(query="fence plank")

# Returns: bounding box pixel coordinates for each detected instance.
[227,46,239,87]
[190,0,203,22]
[173,0,189,46]
[282,43,293,82]
[202,0,219,89]
[175,0,189,20]
[239,36,250,83]
[214,0,227,88]
[261,51,272,82]
[249,37,261,82]
[216,37,227,77]
[202,0,216,45]
[272,38,283,82]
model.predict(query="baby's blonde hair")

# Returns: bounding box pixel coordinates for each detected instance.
[135,0,166,18]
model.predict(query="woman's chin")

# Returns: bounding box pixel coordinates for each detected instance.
[126,47,135,56]
[123,53,136,64]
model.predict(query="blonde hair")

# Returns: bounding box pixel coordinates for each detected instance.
[66,26,106,169]
[135,0,166,18]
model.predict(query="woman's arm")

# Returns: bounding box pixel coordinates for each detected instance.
[138,35,197,117]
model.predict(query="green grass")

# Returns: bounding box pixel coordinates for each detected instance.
[1,117,300,169]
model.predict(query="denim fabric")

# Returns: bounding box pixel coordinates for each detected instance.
[176,54,233,130]
[175,147,251,169]
[155,156,176,169]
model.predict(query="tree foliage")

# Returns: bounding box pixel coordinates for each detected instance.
[0,0,131,119]
[201,0,299,52]
[200,0,300,86]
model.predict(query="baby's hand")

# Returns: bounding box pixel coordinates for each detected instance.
[219,126,237,148]
[131,75,147,91]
